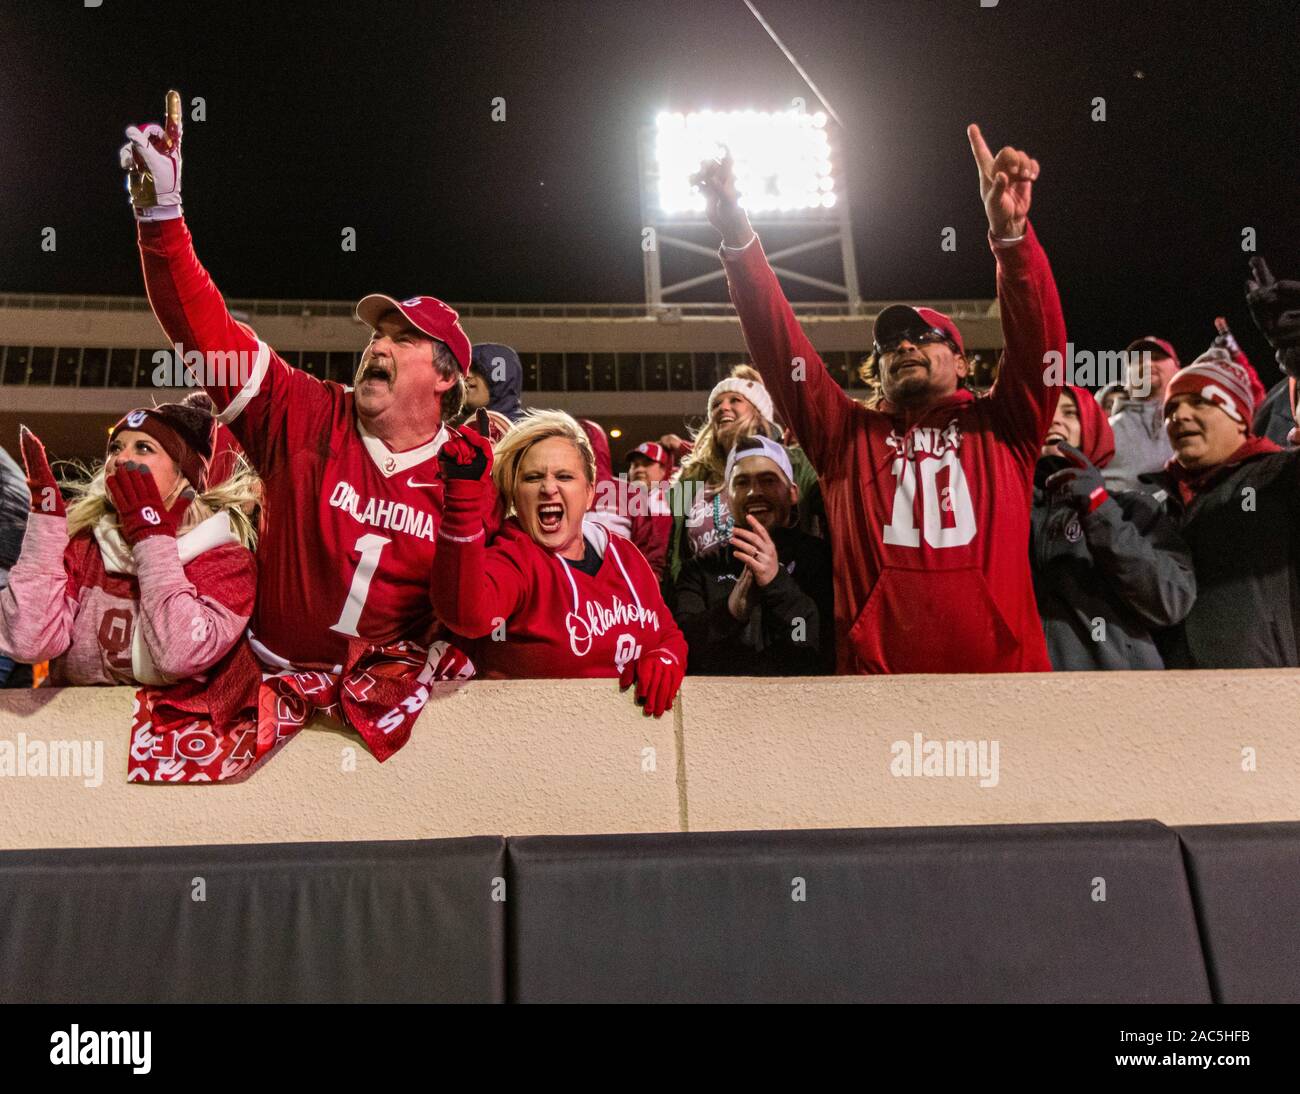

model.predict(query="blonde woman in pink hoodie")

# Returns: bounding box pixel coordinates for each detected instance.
[0,394,259,689]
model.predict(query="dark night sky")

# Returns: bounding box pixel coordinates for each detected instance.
[1,0,1297,379]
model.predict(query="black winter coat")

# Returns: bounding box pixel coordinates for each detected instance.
[1030,457,1196,670]
[668,525,834,675]
[1141,447,1300,668]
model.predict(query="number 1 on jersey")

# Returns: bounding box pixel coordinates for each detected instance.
[332,532,391,637]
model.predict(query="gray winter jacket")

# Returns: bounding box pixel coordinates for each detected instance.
[1030,457,1196,670]
[1104,397,1173,494]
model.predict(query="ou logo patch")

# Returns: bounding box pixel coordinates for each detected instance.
[141,506,161,525]
[1064,516,1082,543]
[125,410,148,428]
[614,633,641,674]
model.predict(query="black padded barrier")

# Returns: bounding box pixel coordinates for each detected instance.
[1176,822,1300,1004]
[507,822,1213,1003]
[0,837,506,1003]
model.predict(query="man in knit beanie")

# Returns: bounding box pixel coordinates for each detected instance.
[1141,347,1300,668]
[1162,348,1257,474]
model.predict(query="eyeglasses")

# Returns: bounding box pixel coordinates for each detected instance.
[874,327,956,357]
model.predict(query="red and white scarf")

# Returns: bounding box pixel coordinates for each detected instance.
[128,638,469,783]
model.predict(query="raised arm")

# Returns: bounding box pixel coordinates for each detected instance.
[0,431,76,664]
[692,155,856,476]
[966,125,1064,458]
[122,91,330,466]
[430,424,526,638]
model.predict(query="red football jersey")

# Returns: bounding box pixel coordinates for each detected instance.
[722,225,1066,674]
[139,218,464,670]
[433,494,686,680]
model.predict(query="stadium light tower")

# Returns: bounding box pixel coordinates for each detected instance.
[638,108,861,311]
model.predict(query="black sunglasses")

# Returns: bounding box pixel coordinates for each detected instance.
[873,327,954,356]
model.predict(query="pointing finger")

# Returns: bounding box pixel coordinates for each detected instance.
[165,89,182,146]
[967,123,994,178]
[1249,257,1276,290]
[1053,441,1089,468]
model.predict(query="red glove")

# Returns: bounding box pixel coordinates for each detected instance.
[105,462,194,544]
[619,647,684,718]
[438,408,494,482]
[19,426,64,517]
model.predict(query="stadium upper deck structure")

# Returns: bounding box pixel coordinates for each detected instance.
[0,290,1003,462]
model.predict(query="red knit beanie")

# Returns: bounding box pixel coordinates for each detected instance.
[109,392,218,491]
[1164,349,1255,425]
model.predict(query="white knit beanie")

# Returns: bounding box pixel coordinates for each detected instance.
[708,377,774,424]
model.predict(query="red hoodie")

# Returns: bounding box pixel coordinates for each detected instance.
[1063,384,1116,468]
[721,225,1065,674]
[433,480,686,679]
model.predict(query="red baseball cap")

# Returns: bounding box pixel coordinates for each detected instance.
[355,293,472,373]
[873,304,965,356]
[1125,336,1179,364]
[627,441,672,470]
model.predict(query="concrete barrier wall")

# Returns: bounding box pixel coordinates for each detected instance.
[1,671,1297,849]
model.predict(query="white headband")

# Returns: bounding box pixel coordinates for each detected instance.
[708,378,774,424]
[725,434,795,487]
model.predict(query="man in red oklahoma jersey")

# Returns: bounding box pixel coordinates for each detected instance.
[692,125,1065,674]
[120,94,476,686]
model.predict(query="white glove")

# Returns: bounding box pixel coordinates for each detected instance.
[119,90,183,221]
[426,640,476,681]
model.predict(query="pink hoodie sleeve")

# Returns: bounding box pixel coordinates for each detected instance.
[132,536,256,679]
[0,513,78,664]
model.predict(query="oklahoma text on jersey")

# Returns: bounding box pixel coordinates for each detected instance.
[329,481,437,542]
[566,595,661,658]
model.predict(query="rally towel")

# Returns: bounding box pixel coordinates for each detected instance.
[127,638,466,783]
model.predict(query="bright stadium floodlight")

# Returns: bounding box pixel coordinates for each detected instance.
[637,108,859,308]
[652,109,836,219]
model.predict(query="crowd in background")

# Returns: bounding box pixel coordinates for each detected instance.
[2,101,1300,782]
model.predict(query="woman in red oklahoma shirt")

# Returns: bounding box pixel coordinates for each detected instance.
[432,411,685,717]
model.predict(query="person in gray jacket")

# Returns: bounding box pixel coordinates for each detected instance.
[1102,336,1182,493]
[1031,386,1195,670]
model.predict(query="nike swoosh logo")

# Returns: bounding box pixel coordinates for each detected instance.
[407,477,442,488]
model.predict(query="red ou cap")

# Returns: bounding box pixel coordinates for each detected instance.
[873,304,965,357]
[355,293,472,373]
[627,441,671,469]
[1125,336,1179,365]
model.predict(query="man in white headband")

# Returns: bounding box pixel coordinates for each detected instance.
[668,436,834,676]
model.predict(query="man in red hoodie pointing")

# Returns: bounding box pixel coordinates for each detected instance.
[692,125,1066,674]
